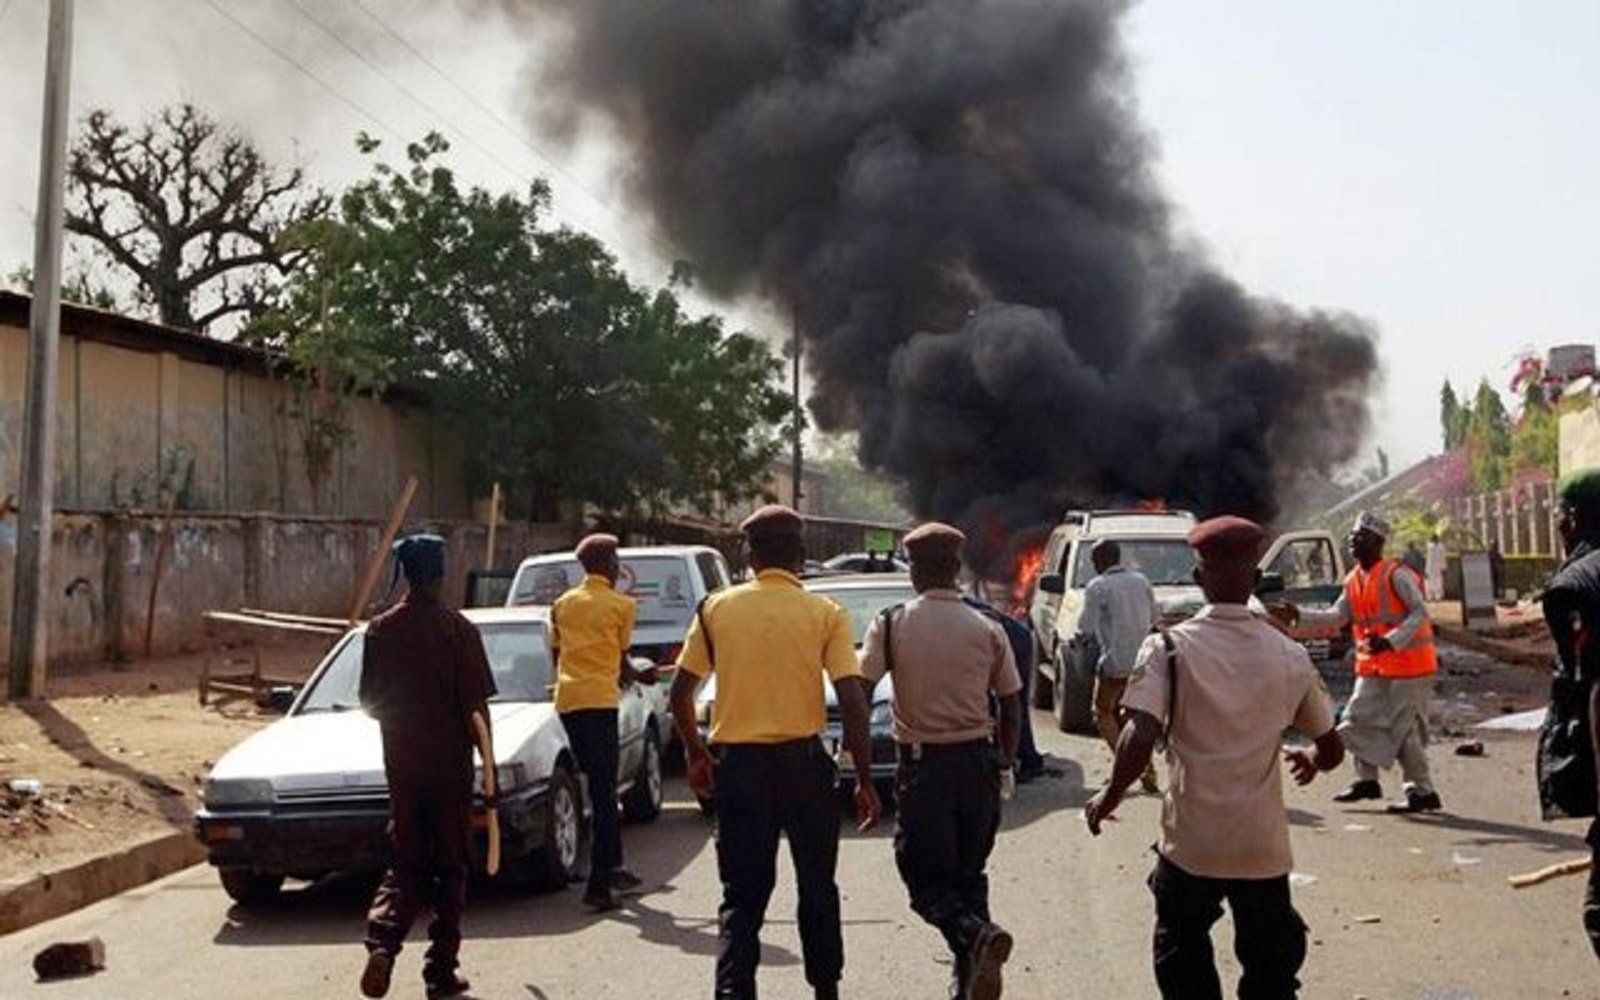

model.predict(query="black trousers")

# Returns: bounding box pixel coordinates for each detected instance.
[561,708,621,895]
[1586,820,1600,961]
[366,768,472,976]
[893,740,1002,979]
[1148,854,1307,1000]
[713,738,843,1000]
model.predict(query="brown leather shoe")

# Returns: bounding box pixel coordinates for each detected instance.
[424,969,471,998]
[359,950,393,999]
[967,921,1013,1000]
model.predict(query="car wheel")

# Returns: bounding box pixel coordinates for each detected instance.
[1054,658,1095,734]
[696,793,716,818]
[531,764,583,891]
[218,867,284,906]
[622,725,664,823]
[1032,637,1056,710]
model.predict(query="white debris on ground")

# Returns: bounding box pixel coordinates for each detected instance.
[1472,707,1547,731]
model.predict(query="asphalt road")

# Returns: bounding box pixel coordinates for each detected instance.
[1,693,1597,999]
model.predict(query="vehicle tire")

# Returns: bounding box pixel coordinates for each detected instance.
[696,793,716,818]
[532,764,584,891]
[621,725,664,823]
[1032,636,1056,710]
[218,867,284,906]
[1054,657,1096,734]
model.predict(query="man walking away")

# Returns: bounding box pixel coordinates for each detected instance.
[1538,469,1600,961]
[669,505,882,1000]
[963,593,1045,783]
[358,535,498,999]
[1078,540,1160,793]
[1278,511,1443,813]
[551,532,658,911]
[1085,517,1344,999]
[864,523,1022,1000]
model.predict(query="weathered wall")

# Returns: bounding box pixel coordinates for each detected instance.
[1560,405,1600,480]
[0,297,470,519]
[0,511,576,669]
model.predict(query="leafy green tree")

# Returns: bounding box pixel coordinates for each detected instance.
[1468,378,1512,490]
[808,434,910,523]
[1439,380,1469,450]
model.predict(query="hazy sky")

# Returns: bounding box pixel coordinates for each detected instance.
[2,0,1596,474]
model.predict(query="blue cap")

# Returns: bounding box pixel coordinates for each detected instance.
[393,533,446,584]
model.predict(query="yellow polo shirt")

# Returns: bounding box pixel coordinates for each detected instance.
[551,574,637,713]
[678,569,859,744]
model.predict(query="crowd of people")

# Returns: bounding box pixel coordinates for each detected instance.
[350,483,1600,998]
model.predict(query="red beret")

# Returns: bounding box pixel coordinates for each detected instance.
[574,533,619,565]
[903,521,965,557]
[1187,516,1267,562]
[739,504,804,537]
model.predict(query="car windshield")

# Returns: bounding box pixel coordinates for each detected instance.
[1071,540,1197,587]
[808,583,916,646]
[510,555,697,629]
[295,622,554,713]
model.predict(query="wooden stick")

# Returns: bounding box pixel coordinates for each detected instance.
[142,490,182,659]
[237,608,351,628]
[484,482,501,568]
[1508,856,1593,889]
[202,611,345,636]
[347,476,418,624]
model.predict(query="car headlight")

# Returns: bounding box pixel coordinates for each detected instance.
[493,762,528,792]
[869,701,893,729]
[202,778,275,808]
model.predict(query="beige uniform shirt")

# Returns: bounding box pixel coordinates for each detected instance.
[859,589,1022,745]
[1121,603,1335,880]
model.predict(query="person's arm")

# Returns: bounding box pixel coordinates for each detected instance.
[1084,710,1162,834]
[1286,727,1345,785]
[989,624,1022,764]
[357,632,384,719]
[1376,564,1429,651]
[824,605,880,831]
[1077,580,1102,641]
[1277,585,1350,630]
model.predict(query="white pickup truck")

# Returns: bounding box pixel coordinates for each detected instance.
[1026,509,1348,733]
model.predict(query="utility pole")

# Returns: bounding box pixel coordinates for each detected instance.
[8,0,76,701]
[790,307,803,511]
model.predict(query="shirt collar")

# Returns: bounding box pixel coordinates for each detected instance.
[755,568,803,588]
[921,587,962,601]
[583,573,614,590]
[1195,603,1254,620]
[1103,565,1127,575]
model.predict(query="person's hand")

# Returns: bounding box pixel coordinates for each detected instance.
[1284,748,1319,786]
[1084,785,1122,836]
[1366,634,1393,654]
[1267,602,1299,628]
[999,765,1016,803]
[687,747,716,800]
[853,778,882,833]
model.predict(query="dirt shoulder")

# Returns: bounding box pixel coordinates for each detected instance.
[1,635,334,886]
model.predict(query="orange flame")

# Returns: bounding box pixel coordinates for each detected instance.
[1011,545,1046,609]
[1135,498,1167,511]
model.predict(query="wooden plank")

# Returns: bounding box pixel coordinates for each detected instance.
[202,610,346,636]
[349,475,419,624]
[237,608,353,628]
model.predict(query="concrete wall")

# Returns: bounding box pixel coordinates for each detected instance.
[0,511,576,668]
[1559,404,1600,479]
[0,301,470,519]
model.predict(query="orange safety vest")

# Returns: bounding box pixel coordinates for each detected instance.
[1346,558,1438,679]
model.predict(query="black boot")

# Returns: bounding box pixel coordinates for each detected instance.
[1332,779,1382,803]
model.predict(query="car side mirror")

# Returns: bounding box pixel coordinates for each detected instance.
[1037,574,1065,595]
[1255,571,1286,598]
[263,685,299,714]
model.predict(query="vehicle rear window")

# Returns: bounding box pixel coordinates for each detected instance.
[296,622,554,712]
[1071,540,1196,587]
[809,584,916,646]
[511,556,698,628]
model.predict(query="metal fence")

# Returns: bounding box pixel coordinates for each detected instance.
[1448,478,1559,557]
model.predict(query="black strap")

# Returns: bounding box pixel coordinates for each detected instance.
[1160,630,1178,743]
[878,605,901,673]
[695,597,714,669]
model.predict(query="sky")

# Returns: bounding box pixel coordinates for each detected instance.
[1,0,1596,476]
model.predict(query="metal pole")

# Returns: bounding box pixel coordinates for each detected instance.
[790,308,803,510]
[8,0,75,701]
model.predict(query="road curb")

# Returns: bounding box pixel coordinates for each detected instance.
[1436,623,1549,669]
[0,830,204,935]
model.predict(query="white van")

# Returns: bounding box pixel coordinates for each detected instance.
[506,545,732,667]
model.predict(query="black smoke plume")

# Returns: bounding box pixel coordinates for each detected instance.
[493,0,1379,567]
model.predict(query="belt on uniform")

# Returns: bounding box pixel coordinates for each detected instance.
[896,738,991,762]
[716,736,826,761]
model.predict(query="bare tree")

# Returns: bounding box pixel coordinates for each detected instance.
[65,104,328,332]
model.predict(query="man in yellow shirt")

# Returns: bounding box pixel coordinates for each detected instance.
[552,533,657,911]
[669,505,881,1000]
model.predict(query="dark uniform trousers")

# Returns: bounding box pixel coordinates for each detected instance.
[365,767,474,976]
[561,708,621,895]
[1148,854,1308,1000]
[893,739,1002,977]
[713,738,843,999]
[1586,819,1600,960]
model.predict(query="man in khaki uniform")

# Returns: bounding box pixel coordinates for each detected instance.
[1085,516,1344,999]
[860,522,1022,1000]
[669,504,881,1000]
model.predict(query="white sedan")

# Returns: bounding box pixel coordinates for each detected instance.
[194,607,667,905]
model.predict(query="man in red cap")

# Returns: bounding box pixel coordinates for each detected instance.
[669,504,881,1000]
[860,521,1022,1000]
[551,532,658,911]
[358,534,496,999]
[1085,516,1344,999]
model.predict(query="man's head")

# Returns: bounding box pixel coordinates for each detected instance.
[1090,539,1121,575]
[1556,468,1600,552]
[1188,516,1266,605]
[1348,510,1389,567]
[393,533,446,596]
[903,522,965,592]
[741,504,805,572]
[575,532,621,583]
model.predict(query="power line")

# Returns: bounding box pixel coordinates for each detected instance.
[199,0,409,144]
